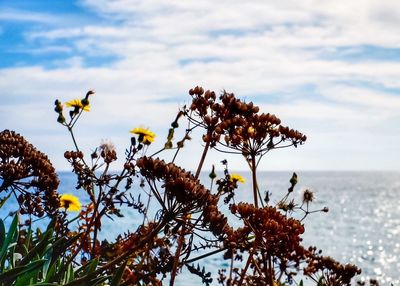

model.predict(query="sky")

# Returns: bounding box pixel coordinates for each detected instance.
[1,0,400,172]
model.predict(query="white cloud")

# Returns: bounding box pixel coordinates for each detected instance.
[0,9,60,24]
[1,0,400,171]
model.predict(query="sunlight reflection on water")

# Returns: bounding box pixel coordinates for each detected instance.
[2,171,399,285]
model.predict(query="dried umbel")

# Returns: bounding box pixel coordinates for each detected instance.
[0,129,60,216]
[304,251,361,285]
[107,225,174,285]
[185,87,308,208]
[186,87,307,156]
[227,203,307,275]
[136,156,232,238]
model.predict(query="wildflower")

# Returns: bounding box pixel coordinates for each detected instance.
[65,99,90,111]
[99,139,117,163]
[99,139,116,154]
[229,173,245,184]
[60,194,81,211]
[302,189,314,203]
[130,127,156,144]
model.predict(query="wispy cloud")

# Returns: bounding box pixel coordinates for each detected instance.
[0,9,60,24]
[1,0,400,171]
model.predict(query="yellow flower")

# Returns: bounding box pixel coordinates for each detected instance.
[229,173,245,183]
[65,99,90,111]
[59,194,81,211]
[130,127,156,144]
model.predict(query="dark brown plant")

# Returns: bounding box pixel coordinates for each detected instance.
[0,129,60,216]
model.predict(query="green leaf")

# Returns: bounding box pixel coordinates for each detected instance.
[20,228,54,265]
[29,283,61,286]
[110,261,128,286]
[64,263,75,283]
[0,219,5,251]
[0,213,19,266]
[299,280,304,286]
[0,266,28,283]
[41,245,54,280]
[24,224,33,252]
[0,259,46,283]
[15,266,40,286]
[90,275,110,286]
[0,193,12,209]
[68,275,110,286]
[43,260,58,282]
[46,218,57,232]
[81,258,99,276]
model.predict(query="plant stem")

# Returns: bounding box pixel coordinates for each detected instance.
[250,154,259,208]
[169,222,186,286]
[195,138,211,179]
[237,247,255,286]
[184,247,226,264]
[64,218,168,286]
[68,126,80,153]
[268,255,274,286]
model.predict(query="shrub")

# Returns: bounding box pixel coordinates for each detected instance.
[0,87,361,285]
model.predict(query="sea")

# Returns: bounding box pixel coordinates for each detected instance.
[1,171,399,285]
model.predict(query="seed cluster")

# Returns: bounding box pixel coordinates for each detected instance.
[136,156,232,238]
[187,87,306,155]
[0,129,60,216]
[64,150,95,192]
[229,203,305,257]
[304,249,361,285]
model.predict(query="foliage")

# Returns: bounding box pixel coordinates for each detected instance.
[0,87,363,285]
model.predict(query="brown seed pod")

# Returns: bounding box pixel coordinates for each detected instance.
[0,130,60,216]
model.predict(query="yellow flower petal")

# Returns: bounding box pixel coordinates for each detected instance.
[59,194,81,212]
[129,127,156,144]
[65,99,90,112]
[229,173,245,184]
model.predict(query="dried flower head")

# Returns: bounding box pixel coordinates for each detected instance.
[228,203,305,257]
[302,189,315,204]
[99,139,117,163]
[136,156,232,238]
[0,129,60,217]
[185,87,307,157]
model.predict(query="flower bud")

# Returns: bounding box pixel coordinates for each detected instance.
[165,141,173,149]
[289,172,297,186]
[209,165,217,180]
[167,128,174,141]
[64,151,71,160]
[86,90,95,98]
[171,120,179,128]
[57,114,65,124]
[54,100,63,113]
[176,140,184,148]
[81,98,89,106]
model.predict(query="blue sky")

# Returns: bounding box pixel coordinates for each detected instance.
[1,0,400,171]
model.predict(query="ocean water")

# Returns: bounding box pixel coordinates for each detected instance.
[1,171,399,285]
